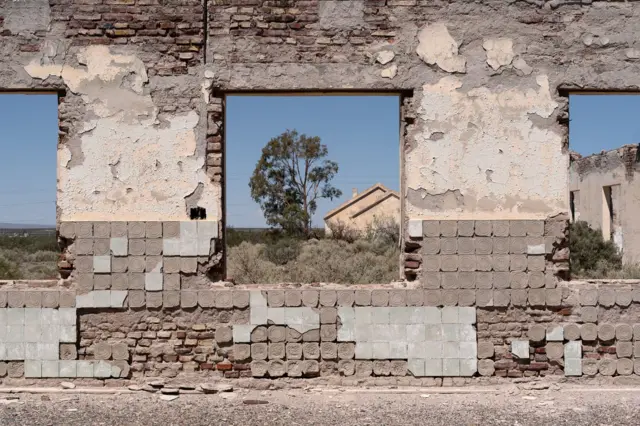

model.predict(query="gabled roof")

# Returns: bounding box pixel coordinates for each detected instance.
[324,183,399,221]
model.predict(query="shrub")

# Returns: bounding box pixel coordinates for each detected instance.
[0,256,22,280]
[570,221,622,277]
[226,242,281,284]
[326,220,359,243]
[262,238,302,266]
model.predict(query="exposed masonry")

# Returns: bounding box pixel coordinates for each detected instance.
[58,220,220,286]
[1,282,640,380]
[7,0,640,384]
[403,218,569,283]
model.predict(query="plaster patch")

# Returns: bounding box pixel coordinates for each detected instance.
[25,46,221,221]
[381,64,398,79]
[376,50,395,65]
[406,75,565,219]
[416,23,466,73]
[482,38,514,70]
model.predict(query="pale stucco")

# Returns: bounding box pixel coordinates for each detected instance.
[25,46,220,221]
[405,74,567,221]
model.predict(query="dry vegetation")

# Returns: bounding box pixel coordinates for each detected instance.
[0,234,59,280]
[227,217,401,284]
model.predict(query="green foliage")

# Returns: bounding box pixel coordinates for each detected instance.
[0,234,58,252]
[570,221,622,277]
[249,129,342,235]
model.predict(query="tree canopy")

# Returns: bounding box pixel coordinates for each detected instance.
[249,129,342,235]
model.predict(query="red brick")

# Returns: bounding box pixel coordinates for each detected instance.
[597,346,616,354]
[233,363,250,371]
[200,363,214,370]
[216,362,232,371]
[224,371,240,378]
[176,331,186,339]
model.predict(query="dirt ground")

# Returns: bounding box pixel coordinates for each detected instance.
[0,383,639,425]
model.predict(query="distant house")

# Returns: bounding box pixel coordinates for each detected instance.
[324,183,400,234]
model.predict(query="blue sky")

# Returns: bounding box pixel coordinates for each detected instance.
[1,93,639,227]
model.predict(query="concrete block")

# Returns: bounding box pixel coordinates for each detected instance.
[458,307,475,324]
[75,361,93,378]
[407,358,425,376]
[59,360,77,378]
[581,306,598,323]
[617,358,634,376]
[337,290,356,307]
[408,219,423,238]
[564,358,582,377]
[198,220,218,239]
[24,360,42,378]
[616,324,633,341]
[441,307,458,324]
[581,323,597,341]
[145,273,163,291]
[616,289,633,307]
[443,359,459,376]
[319,290,337,307]
[93,256,111,273]
[163,238,180,256]
[94,361,112,378]
[144,221,162,239]
[598,288,616,307]
[598,323,616,341]
[5,342,25,359]
[197,237,212,256]
[372,342,390,359]
[564,341,581,359]
[41,361,59,378]
[459,324,476,342]
[406,324,426,342]
[93,274,111,290]
[389,342,408,359]
[285,290,302,307]
[443,341,459,358]
[145,239,163,256]
[92,290,111,308]
[546,325,563,342]
[442,324,459,342]
[355,342,372,359]
[110,290,127,308]
[511,340,529,359]
[424,359,443,376]
[424,324,441,341]
[371,290,389,307]
[439,238,456,255]
[422,221,439,237]
[460,358,477,376]
[60,326,76,343]
[110,237,128,256]
[162,221,180,238]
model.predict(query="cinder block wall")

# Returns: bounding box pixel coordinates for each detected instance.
[1,281,640,382]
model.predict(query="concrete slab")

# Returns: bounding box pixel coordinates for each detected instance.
[232,325,254,343]
[443,341,460,358]
[355,342,372,359]
[372,342,390,359]
[389,342,408,359]
[424,359,443,376]
[76,360,94,378]
[250,307,268,325]
[38,343,59,360]
[250,291,267,307]
[110,291,127,307]
[565,341,582,359]
[6,325,24,342]
[424,307,441,324]
[459,342,477,359]
[408,219,423,238]
[408,342,428,359]
[406,324,426,342]
[547,326,564,342]
[354,307,372,325]
[59,360,77,378]
[93,290,112,308]
[162,238,180,256]
[94,360,112,378]
[110,237,128,256]
[145,273,163,291]
[93,256,111,273]
[7,308,25,325]
[75,293,94,308]
[24,360,42,378]
[443,358,460,376]
[460,358,478,376]
[425,324,442,341]
[441,307,458,324]
[565,358,582,376]
[407,358,425,376]
[442,324,460,342]
[41,361,59,378]
[458,307,476,324]
[511,340,530,359]
[371,307,390,324]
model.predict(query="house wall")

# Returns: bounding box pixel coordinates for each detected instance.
[569,145,640,263]
[4,0,640,384]
[349,196,401,231]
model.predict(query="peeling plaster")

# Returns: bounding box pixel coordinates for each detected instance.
[381,64,398,79]
[483,38,514,71]
[416,23,466,74]
[405,75,566,220]
[25,46,220,221]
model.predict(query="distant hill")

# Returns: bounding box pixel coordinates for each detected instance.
[0,223,55,229]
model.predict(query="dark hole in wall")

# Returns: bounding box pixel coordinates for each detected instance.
[190,207,207,220]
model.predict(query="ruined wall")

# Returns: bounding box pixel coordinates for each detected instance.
[5,0,640,384]
[2,280,640,382]
[569,144,640,263]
